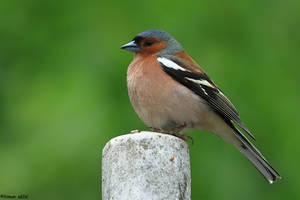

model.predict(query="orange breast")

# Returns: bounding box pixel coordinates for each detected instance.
[126,54,210,130]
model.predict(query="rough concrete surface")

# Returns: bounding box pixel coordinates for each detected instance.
[102,131,191,200]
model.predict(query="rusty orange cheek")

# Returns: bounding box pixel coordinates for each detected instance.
[144,41,167,54]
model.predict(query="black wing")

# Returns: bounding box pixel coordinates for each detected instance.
[157,55,256,140]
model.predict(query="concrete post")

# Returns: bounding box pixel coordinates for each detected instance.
[102,131,191,200]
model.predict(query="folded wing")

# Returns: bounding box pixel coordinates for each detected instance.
[157,55,256,140]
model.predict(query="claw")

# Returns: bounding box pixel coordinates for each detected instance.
[176,134,194,145]
[149,124,194,144]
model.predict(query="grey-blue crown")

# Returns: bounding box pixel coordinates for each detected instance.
[136,30,184,55]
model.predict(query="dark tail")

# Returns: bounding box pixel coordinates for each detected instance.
[231,125,281,183]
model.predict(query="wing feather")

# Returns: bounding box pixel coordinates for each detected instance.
[157,55,256,140]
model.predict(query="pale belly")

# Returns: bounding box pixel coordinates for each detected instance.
[127,60,214,131]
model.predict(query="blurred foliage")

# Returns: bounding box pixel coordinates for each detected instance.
[0,0,299,199]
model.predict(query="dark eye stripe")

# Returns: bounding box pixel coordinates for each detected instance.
[144,40,153,46]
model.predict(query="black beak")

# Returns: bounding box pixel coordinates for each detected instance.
[120,40,141,52]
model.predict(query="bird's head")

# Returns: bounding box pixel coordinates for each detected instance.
[121,30,183,56]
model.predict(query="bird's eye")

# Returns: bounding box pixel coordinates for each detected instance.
[144,40,153,47]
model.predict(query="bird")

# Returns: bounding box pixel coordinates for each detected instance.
[121,29,281,183]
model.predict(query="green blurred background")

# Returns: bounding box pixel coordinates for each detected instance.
[1,0,299,199]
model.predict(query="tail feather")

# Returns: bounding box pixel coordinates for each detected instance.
[230,125,281,184]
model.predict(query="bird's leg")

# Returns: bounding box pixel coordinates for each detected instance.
[169,124,194,144]
[150,124,193,144]
[150,127,161,133]
[171,132,192,142]
[170,123,187,134]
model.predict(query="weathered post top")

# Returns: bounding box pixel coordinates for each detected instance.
[102,131,191,200]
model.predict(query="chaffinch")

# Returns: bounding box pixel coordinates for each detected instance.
[121,29,281,183]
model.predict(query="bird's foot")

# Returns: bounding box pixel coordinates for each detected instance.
[150,124,193,144]
[170,123,187,134]
[171,133,194,145]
